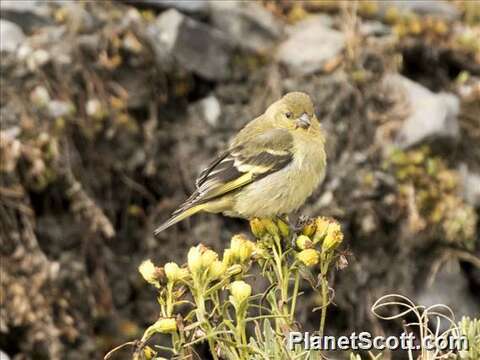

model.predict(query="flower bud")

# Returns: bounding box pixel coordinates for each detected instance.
[152,318,177,333]
[261,218,279,237]
[297,249,320,266]
[322,227,344,252]
[201,249,218,268]
[252,245,269,260]
[209,260,226,280]
[313,217,332,243]
[302,220,317,237]
[222,248,234,267]
[187,246,203,273]
[230,234,256,263]
[230,280,251,304]
[250,218,266,238]
[143,346,156,359]
[296,235,313,250]
[276,218,290,237]
[239,240,256,262]
[138,259,160,286]
[231,234,247,253]
[164,262,188,282]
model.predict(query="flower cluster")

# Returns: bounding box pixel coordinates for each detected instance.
[295,217,344,266]
[113,216,346,360]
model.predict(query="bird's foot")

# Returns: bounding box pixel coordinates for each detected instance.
[293,215,312,233]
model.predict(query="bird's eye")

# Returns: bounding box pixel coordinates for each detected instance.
[285,112,293,119]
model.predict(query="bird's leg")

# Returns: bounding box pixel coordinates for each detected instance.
[277,214,303,249]
[295,215,311,232]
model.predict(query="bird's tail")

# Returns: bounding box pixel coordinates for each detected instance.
[153,204,205,237]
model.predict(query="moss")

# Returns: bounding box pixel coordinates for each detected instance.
[385,146,477,248]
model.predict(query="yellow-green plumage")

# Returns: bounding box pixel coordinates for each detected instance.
[154,92,326,236]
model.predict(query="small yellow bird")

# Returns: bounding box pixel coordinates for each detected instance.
[154,92,326,236]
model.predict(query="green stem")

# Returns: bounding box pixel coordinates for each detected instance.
[271,236,291,330]
[319,276,328,336]
[319,251,331,336]
[166,282,174,316]
[290,270,300,321]
[195,292,219,360]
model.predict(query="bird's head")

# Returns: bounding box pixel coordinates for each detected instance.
[266,92,319,132]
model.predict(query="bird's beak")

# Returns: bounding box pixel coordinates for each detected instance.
[296,113,311,129]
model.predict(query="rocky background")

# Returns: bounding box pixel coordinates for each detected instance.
[1,1,479,359]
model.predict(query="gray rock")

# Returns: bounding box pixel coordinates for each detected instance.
[132,0,209,14]
[147,9,232,80]
[0,350,10,360]
[47,100,75,118]
[0,0,51,32]
[416,260,480,324]
[359,20,391,37]
[384,74,460,148]
[210,1,283,54]
[190,94,222,127]
[275,16,344,76]
[0,19,25,53]
[460,165,480,207]
[378,0,460,21]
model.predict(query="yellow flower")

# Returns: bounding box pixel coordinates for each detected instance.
[253,245,269,260]
[152,318,177,333]
[297,249,320,266]
[209,260,226,280]
[261,218,279,237]
[231,234,255,262]
[322,226,344,252]
[231,234,247,253]
[201,249,218,268]
[187,246,203,273]
[164,262,188,282]
[143,346,156,359]
[313,217,331,241]
[138,259,160,286]
[230,280,252,304]
[222,248,234,267]
[296,235,313,250]
[302,220,317,237]
[250,218,266,238]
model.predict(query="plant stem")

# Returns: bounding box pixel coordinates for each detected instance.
[319,275,328,336]
[318,250,331,335]
[290,270,300,321]
[195,292,219,360]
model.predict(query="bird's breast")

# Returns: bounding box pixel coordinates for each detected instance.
[231,136,326,218]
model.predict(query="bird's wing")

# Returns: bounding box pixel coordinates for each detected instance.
[174,128,294,214]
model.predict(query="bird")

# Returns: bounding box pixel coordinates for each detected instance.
[154,92,327,236]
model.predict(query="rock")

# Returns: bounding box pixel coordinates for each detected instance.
[190,94,222,127]
[460,165,480,207]
[415,260,480,323]
[210,1,283,54]
[147,9,232,80]
[275,15,344,76]
[30,86,50,107]
[0,19,25,53]
[378,0,460,21]
[130,0,209,14]
[383,74,460,148]
[116,72,151,109]
[359,20,391,37]
[0,350,10,360]
[47,100,75,118]
[0,0,51,32]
